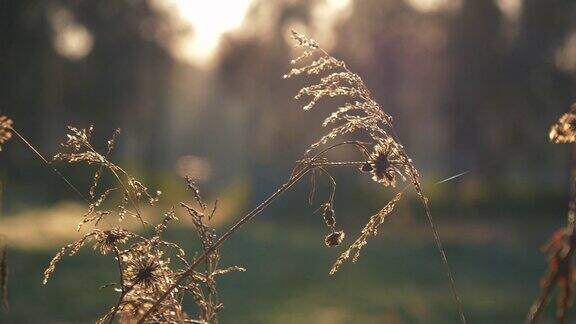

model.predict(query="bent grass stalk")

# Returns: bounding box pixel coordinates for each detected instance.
[139,31,466,323]
[137,142,367,323]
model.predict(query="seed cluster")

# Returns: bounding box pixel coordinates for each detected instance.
[42,126,244,323]
[0,116,13,152]
[550,105,576,144]
[287,31,419,273]
[318,202,346,248]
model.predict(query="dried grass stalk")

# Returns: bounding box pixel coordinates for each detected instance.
[527,105,576,324]
[285,30,466,323]
[0,116,13,152]
[39,127,243,324]
[330,192,403,274]
[0,236,8,312]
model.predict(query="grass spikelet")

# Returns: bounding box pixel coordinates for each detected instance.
[550,104,576,144]
[53,126,162,228]
[41,129,243,322]
[43,230,103,284]
[0,116,13,152]
[330,192,403,275]
[286,30,466,323]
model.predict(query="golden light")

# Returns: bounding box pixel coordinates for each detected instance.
[311,0,353,50]
[154,0,254,65]
[556,31,576,73]
[176,155,212,182]
[405,0,462,13]
[495,0,523,22]
[49,6,93,60]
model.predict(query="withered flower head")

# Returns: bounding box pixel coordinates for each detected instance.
[133,259,161,288]
[325,230,345,247]
[93,229,130,255]
[0,116,13,151]
[550,108,576,144]
[367,139,405,187]
[123,245,172,291]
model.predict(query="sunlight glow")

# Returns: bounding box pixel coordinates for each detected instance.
[311,0,353,50]
[49,7,93,60]
[176,155,212,182]
[154,0,254,65]
[556,31,576,73]
[495,0,523,22]
[405,0,462,13]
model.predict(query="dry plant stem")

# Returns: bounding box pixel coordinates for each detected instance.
[559,232,575,323]
[137,168,310,323]
[528,271,559,324]
[109,167,146,228]
[107,282,137,324]
[82,141,146,228]
[0,238,7,312]
[526,225,576,324]
[324,166,464,322]
[311,161,365,167]
[14,125,145,229]
[322,153,466,322]
[9,127,88,202]
[106,247,127,324]
[137,141,362,323]
[311,46,465,323]
[114,247,126,295]
[389,120,466,323]
[561,243,576,323]
[419,186,467,324]
[526,144,576,324]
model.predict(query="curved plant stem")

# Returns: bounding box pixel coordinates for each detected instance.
[138,138,465,323]
[389,122,467,324]
[10,127,88,203]
[83,141,147,228]
[137,166,311,323]
[107,247,127,324]
[137,142,363,323]
[419,189,467,324]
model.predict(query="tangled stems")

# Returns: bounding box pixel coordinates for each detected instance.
[139,133,465,324]
[8,126,88,203]
[289,39,465,321]
[11,115,464,323]
[137,142,368,323]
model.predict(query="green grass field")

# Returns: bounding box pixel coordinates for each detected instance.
[0,209,562,323]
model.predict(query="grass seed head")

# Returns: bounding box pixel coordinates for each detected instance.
[325,230,345,247]
[0,116,13,152]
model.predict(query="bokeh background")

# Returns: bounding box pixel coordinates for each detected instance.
[2,0,576,323]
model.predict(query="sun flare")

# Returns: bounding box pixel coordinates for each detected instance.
[154,0,254,65]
